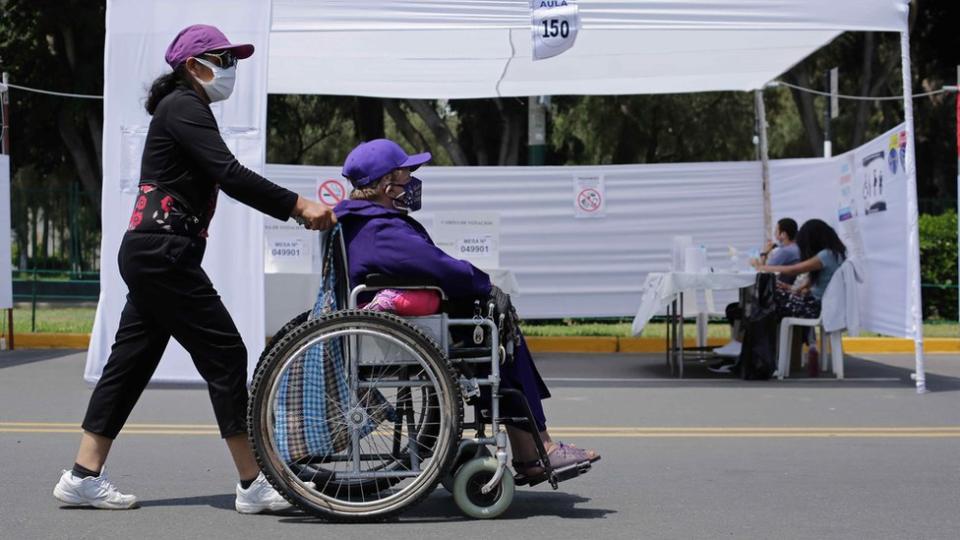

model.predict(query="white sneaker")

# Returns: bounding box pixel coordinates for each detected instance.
[713,340,742,358]
[53,469,139,509]
[235,472,292,514]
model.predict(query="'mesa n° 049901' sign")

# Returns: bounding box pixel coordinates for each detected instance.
[531,0,580,61]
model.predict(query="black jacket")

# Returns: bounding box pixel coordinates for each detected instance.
[140,86,297,222]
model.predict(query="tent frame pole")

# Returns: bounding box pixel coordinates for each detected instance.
[899,23,926,393]
[755,89,772,245]
[1,72,12,351]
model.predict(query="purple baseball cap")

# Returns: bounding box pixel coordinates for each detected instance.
[164,24,254,69]
[342,139,432,188]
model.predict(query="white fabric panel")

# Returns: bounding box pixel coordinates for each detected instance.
[264,162,763,319]
[269,28,840,98]
[86,0,272,384]
[769,158,839,228]
[267,0,906,97]
[0,154,11,309]
[769,125,915,338]
[271,1,908,32]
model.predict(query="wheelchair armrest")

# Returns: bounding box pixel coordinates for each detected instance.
[363,273,441,289]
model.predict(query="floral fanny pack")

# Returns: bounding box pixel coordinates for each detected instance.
[127,184,218,238]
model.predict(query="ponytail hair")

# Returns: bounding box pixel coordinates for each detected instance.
[145,65,189,115]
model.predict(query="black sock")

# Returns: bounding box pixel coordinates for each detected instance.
[72,463,100,479]
[240,478,255,490]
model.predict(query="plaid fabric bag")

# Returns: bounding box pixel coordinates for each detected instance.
[274,226,396,463]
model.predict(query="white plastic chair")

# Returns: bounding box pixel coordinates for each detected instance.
[776,319,843,379]
[776,259,860,380]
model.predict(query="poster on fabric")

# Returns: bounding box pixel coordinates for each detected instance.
[119,126,149,194]
[0,154,11,309]
[771,123,915,338]
[573,173,606,218]
[834,154,867,264]
[264,231,314,274]
[432,213,501,269]
[852,125,912,337]
[530,0,579,60]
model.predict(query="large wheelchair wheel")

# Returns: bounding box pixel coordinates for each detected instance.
[250,310,462,521]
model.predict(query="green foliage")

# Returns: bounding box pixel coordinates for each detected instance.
[266,95,357,165]
[919,211,958,320]
[550,93,757,165]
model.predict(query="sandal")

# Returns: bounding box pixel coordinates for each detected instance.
[513,442,601,478]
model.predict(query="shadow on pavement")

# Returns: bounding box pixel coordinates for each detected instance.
[540,352,960,393]
[139,493,235,511]
[277,490,615,524]
[0,349,81,370]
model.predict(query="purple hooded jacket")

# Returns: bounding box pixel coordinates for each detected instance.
[333,200,492,300]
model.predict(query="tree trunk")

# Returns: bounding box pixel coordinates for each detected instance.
[471,123,490,165]
[57,108,102,213]
[852,33,875,147]
[506,111,521,165]
[354,97,385,141]
[57,23,103,212]
[783,71,823,156]
[384,100,431,153]
[41,208,49,261]
[405,99,469,165]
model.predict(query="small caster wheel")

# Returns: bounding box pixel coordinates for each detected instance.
[441,444,490,493]
[452,457,515,519]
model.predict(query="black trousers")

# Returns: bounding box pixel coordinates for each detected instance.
[81,232,249,439]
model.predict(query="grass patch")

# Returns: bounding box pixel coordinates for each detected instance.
[9,306,96,334]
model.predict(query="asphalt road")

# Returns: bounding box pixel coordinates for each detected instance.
[2,349,959,539]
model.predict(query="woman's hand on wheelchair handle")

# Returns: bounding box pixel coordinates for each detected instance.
[292,196,338,230]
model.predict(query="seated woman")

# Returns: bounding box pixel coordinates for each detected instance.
[752,218,847,373]
[333,138,600,478]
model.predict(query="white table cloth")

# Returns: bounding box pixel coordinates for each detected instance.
[632,271,757,336]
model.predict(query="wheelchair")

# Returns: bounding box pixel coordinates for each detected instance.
[248,226,592,521]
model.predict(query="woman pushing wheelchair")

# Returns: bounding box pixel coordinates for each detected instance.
[335,138,601,480]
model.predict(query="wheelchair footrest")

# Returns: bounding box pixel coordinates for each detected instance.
[554,460,593,483]
[513,460,593,488]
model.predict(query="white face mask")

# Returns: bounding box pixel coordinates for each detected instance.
[193,57,236,103]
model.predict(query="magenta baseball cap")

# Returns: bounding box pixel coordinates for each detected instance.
[342,139,432,188]
[164,24,254,69]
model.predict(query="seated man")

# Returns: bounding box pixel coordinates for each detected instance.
[710,217,802,373]
[333,138,600,478]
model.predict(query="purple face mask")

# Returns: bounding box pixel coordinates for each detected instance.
[387,176,422,212]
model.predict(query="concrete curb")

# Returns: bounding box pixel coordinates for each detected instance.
[8,333,960,354]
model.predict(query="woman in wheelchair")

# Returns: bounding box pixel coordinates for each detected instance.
[335,138,601,480]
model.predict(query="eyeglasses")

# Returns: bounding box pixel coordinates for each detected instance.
[201,49,238,69]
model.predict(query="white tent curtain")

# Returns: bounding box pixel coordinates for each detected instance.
[265,161,764,319]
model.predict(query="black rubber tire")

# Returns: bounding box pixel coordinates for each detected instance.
[258,310,310,369]
[249,310,463,522]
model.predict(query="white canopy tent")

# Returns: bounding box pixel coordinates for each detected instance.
[90,0,926,391]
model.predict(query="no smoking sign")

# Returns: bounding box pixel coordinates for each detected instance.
[317,179,347,208]
[577,188,602,212]
[573,174,606,219]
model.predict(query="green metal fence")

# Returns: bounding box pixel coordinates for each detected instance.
[11,269,100,332]
[9,182,101,273]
